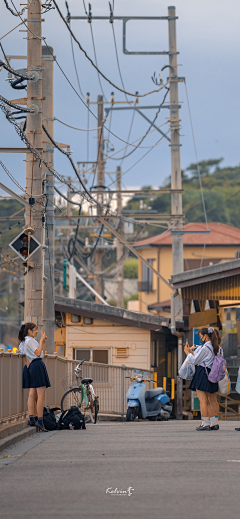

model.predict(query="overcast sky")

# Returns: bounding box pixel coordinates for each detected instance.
[1,0,240,198]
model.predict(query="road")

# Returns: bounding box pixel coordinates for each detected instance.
[0,421,240,519]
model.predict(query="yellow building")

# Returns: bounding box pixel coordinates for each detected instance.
[135,222,240,320]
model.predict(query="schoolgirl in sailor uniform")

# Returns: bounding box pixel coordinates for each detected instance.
[18,323,50,432]
[184,327,220,431]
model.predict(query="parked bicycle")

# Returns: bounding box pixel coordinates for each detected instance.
[61,360,99,423]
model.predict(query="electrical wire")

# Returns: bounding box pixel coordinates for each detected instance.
[107,132,169,189]
[111,22,128,104]
[69,27,85,97]
[107,87,169,161]
[0,60,35,81]
[0,159,27,193]
[89,22,107,100]
[0,20,25,41]
[52,0,170,98]
[54,117,100,131]
[3,0,28,16]
[0,41,10,65]
[184,80,209,231]
[6,1,170,150]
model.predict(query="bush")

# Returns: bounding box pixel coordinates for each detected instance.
[123,258,138,279]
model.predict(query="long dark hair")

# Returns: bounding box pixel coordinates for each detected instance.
[198,327,219,355]
[18,322,37,342]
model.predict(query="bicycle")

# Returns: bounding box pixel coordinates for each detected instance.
[61,360,99,424]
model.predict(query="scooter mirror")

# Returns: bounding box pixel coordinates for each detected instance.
[122,365,127,371]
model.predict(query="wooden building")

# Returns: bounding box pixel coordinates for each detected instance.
[54,296,177,388]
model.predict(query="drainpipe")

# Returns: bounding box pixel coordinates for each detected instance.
[171,292,183,420]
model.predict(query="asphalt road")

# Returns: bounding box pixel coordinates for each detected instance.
[0,421,240,519]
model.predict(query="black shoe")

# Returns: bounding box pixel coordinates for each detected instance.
[210,424,219,430]
[235,428,240,431]
[35,421,49,432]
[29,419,36,427]
[196,425,211,431]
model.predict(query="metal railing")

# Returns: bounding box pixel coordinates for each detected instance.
[0,352,154,426]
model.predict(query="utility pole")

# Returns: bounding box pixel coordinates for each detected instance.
[168,6,183,419]
[42,45,55,353]
[116,166,124,308]
[24,0,43,330]
[94,95,104,302]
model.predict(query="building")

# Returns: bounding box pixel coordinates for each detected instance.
[134,222,240,320]
[54,296,177,389]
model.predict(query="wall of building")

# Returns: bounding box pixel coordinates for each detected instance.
[65,313,151,370]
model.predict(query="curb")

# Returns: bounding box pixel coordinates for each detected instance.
[98,414,125,422]
[0,426,37,453]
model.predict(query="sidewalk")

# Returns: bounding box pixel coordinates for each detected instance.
[0,421,240,519]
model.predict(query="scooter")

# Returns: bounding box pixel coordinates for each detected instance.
[125,369,172,422]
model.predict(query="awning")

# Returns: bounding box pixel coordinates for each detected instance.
[170,259,240,301]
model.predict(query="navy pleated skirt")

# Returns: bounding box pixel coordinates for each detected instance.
[28,358,51,389]
[189,365,218,394]
[22,365,30,389]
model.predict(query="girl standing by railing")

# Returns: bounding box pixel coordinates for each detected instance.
[18,322,51,432]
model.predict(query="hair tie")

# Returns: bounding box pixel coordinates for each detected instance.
[208,326,214,334]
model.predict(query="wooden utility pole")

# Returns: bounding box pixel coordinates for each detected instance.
[24,0,43,329]
[42,45,55,352]
[116,166,124,308]
[94,95,104,301]
[168,6,183,419]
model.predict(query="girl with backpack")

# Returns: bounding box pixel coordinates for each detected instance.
[184,327,220,431]
[18,323,51,432]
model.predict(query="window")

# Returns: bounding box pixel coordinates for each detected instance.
[93,350,108,364]
[74,349,91,361]
[71,314,81,323]
[74,349,109,364]
[139,259,153,292]
[226,309,231,321]
[236,308,240,321]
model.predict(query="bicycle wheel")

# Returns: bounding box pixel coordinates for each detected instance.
[61,388,82,412]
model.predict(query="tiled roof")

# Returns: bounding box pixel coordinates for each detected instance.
[134,222,240,247]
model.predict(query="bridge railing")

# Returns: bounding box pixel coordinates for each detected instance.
[0,352,154,426]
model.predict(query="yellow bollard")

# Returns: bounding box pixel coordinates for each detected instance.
[163,377,167,391]
[171,378,175,400]
[154,372,157,388]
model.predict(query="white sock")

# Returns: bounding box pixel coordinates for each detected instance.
[203,417,209,427]
[210,416,217,427]
[215,415,219,424]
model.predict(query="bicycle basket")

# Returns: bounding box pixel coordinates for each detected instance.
[61,372,79,391]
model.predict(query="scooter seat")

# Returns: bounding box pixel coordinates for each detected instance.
[145,388,165,400]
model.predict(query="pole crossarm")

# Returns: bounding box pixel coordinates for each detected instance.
[0,181,30,208]
[97,215,172,290]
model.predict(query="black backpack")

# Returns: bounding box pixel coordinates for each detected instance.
[58,406,86,430]
[43,406,61,431]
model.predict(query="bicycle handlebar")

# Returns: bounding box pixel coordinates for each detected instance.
[77,359,85,367]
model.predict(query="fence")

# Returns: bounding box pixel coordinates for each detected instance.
[0,352,154,426]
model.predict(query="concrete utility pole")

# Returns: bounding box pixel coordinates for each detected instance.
[42,45,55,353]
[94,95,104,301]
[24,0,43,329]
[116,166,124,308]
[168,6,183,419]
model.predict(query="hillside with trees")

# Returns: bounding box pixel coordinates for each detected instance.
[125,159,240,236]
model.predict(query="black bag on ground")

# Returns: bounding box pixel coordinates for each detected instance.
[58,406,86,430]
[43,406,61,431]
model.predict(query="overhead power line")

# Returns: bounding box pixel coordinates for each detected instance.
[3,0,28,16]
[54,117,100,131]
[5,1,171,150]
[52,0,170,98]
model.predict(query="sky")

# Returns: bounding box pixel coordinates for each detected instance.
[0,0,240,199]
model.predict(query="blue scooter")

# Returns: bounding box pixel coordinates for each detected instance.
[125,369,172,422]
